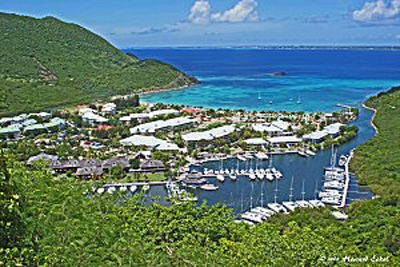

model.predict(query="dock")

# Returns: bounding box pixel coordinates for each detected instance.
[340,150,353,208]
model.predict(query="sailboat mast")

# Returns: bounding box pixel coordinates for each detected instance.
[301,179,306,201]
[250,182,254,209]
[260,181,265,207]
[289,176,294,202]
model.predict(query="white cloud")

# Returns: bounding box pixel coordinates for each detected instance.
[353,0,400,22]
[187,0,260,24]
[211,0,260,22]
[188,0,212,24]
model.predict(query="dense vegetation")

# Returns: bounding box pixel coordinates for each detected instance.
[0,13,197,116]
[1,87,400,265]
[351,86,400,196]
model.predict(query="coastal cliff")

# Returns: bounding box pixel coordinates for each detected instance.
[0,13,198,116]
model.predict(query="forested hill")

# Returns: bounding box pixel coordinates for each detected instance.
[0,13,197,116]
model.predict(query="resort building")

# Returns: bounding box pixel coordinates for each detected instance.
[182,125,236,145]
[101,103,117,116]
[148,109,179,118]
[252,120,292,136]
[82,112,108,124]
[267,136,301,147]
[120,113,149,124]
[244,138,268,146]
[120,135,180,151]
[303,131,328,144]
[303,123,345,143]
[130,117,194,134]
[0,127,21,139]
[24,118,66,135]
[323,123,345,138]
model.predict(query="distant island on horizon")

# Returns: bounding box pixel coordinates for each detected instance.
[127,45,400,51]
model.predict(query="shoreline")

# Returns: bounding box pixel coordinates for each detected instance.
[362,103,379,135]
[138,83,197,96]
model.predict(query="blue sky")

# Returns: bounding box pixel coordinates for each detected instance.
[2,0,400,47]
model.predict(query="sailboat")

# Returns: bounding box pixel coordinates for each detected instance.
[267,179,288,213]
[258,91,261,100]
[297,95,301,104]
[296,179,313,208]
[283,176,298,212]
[217,158,225,182]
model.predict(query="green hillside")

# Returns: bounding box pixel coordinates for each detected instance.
[0,13,197,116]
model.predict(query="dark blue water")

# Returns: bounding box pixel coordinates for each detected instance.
[128,49,400,112]
[121,49,399,211]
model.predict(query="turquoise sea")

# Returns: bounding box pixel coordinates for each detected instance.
[128,49,400,112]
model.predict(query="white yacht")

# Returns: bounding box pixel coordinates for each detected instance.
[241,212,265,223]
[251,208,272,218]
[142,184,150,192]
[321,196,341,206]
[249,173,256,180]
[256,171,264,180]
[308,199,325,208]
[296,200,313,208]
[237,155,247,161]
[217,174,225,182]
[252,206,276,216]
[200,184,219,191]
[229,174,237,181]
[107,186,116,194]
[130,185,137,193]
[267,203,288,214]
[338,155,347,166]
[282,201,298,212]
[97,187,105,194]
[265,169,274,181]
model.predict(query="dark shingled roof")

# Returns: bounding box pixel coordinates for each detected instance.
[140,159,165,170]
[76,167,103,177]
[102,157,130,170]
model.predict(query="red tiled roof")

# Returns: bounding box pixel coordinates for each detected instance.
[181,107,201,113]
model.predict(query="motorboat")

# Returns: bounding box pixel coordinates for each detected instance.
[217,174,225,182]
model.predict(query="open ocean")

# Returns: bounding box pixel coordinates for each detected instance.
[124,48,400,212]
[128,49,400,112]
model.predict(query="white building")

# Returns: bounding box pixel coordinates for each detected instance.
[267,136,301,147]
[252,120,292,136]
[303,131,328,144]
[101,103,117,116]
[82,112,108,124]
[182,125,236,143]
[244,138,268,146]
[303,123,345,144]
[120,135,180,151]
[323,123,345,137]
[130,117,194,134]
